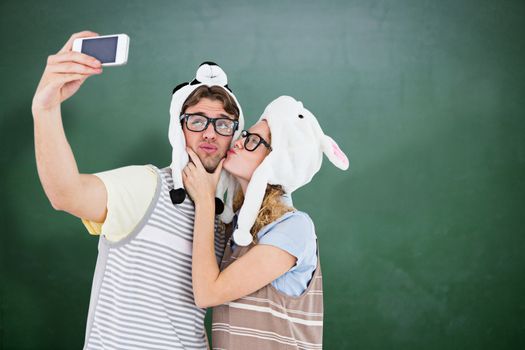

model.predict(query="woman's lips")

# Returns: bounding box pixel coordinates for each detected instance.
[199,144,218,154]
[227,149,236,155]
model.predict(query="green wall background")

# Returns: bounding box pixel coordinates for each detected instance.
[1,0,524,349]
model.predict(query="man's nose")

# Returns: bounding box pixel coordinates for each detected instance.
[202,123,217,141]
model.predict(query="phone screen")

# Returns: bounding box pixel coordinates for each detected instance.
[81,37,118,63]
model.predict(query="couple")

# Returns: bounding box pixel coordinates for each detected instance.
[32,31,348,349]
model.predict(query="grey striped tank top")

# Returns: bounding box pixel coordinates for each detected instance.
[84,165,225,349]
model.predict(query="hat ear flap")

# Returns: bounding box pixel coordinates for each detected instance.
[168,110,189,198]
[217,171,237,224]
[232,161,271,246]
[322,135,349,170]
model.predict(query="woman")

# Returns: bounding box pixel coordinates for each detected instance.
[183,96,349,349]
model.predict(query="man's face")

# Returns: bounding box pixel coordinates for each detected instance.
[182,98,235,172]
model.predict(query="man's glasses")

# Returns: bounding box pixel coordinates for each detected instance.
[240,130,272,152]
[180,114,239,137]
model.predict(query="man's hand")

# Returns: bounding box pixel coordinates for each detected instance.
[182,148,223,205]
[32,31,103,113]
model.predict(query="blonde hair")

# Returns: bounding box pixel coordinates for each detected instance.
[232,184,294,243]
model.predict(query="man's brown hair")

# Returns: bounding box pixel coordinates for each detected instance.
[182,85,240,120]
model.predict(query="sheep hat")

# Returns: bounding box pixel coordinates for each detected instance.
[168,62,244,223]
[232,95,349,246]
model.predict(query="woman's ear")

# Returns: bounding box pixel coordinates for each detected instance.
[322,135,349,170]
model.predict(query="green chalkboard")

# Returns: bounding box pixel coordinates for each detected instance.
[1,0,524,349]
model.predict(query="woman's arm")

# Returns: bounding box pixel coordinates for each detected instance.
[183,149,297,308]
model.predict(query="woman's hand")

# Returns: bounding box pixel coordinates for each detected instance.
[182,148,223,205]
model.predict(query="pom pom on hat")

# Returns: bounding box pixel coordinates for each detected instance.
[232,96,349,246]
[195,62,228,86]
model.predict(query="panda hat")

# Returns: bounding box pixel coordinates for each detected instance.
[232,96,349,246]
[168,62,244,223]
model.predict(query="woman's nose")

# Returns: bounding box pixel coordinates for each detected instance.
[233,137,244,149]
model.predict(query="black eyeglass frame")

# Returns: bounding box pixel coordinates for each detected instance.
[240,130,273,152]
[180,113,239,136]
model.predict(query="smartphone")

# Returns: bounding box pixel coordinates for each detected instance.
[72,34,129,66]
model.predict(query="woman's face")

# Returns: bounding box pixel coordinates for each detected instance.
[223,120,271,183]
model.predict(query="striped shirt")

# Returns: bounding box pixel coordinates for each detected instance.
[84,165,226,349]
[212,213,323,350]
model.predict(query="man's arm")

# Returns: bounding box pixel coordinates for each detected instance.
[32,31,107,222]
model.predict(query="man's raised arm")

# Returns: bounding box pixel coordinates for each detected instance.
[32,31,107,223]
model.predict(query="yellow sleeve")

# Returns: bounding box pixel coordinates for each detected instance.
[81,165,158,242]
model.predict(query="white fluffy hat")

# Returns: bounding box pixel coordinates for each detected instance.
[232,95,349,246]
[168,62,244,223]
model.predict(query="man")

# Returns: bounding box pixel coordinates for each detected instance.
[32,31,244,349]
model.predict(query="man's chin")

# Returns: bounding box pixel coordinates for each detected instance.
[193,148,226,173]
[202,156,224,173]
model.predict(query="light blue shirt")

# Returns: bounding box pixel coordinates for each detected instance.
[232,209,318,297]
